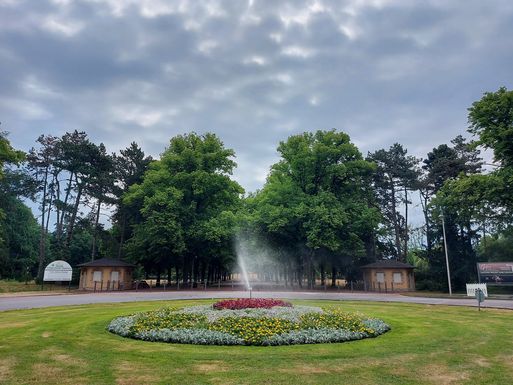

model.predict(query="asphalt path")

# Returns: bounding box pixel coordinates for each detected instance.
[1,290,512,311]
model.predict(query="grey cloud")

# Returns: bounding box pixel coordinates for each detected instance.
[1,0,513,197]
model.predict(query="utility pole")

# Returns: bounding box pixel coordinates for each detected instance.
[441,212,452,296]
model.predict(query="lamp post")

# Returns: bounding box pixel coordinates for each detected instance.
[441,212,452,296]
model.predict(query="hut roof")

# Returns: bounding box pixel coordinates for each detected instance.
[361,260,414,269]
[77,258,135,268]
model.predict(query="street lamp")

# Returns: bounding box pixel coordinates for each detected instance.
[441,211,453,296]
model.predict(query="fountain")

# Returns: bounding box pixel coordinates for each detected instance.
[236,236,252,297]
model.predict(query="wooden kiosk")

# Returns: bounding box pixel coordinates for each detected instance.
[78,258,135,291]
[361,260,415,292]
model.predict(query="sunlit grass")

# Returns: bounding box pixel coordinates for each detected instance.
[1,300,512,384]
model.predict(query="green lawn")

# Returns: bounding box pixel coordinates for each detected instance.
[0,280,68,294]
[0,300,512,385]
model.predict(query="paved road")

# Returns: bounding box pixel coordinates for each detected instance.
[1,290,512,311]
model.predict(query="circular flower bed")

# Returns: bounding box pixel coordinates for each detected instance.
[107,299,390,346]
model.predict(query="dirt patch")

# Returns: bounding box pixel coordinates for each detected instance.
[0,357,16,380]
[0,321,29,329]
[498,354,513,369]
[278,354,417,375]
[194,361,230,373]
[278,364,330,374]
[31,363,64,379]
[41,332,51,338]
[30,363,88,385]
[421,364,469,385]
[38,348,86,367]
[472,356,491,368]
[115,361,161,385]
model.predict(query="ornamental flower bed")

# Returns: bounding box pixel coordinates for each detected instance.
[213,298,292,310]
[107,300,390,346]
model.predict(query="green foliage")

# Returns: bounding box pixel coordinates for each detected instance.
[0,131,24,180]
[477,228,513,262]
[251,129,380,287]
[468,87,513,167]
[299,309,375,334]
[125,132,243,281]
[367,143,420,260]
[0,195,39,279]
[130,308,207,334]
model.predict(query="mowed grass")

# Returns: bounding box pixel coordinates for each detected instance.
[1,300,512,385]
[0,280,66,294]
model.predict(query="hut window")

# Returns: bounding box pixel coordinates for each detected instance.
[376,272,385,283]
[93,271,102,282]
[111,271,119,281]
[393,272,402,283]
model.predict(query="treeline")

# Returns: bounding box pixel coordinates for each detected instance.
[0,87,512,290]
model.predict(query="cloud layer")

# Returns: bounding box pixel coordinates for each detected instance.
[1,0,513,192]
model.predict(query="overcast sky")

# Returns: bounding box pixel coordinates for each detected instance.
[1,0,513,194]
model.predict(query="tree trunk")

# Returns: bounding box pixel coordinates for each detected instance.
[91,198,102,261]
[117,209,126,259]
[58,172,74,241]
[65,179,83,248]
[404,186,409,261]
[156,269,161,287]
[36,167,49,283]
[390,183,402,259]
[420,190,432,259]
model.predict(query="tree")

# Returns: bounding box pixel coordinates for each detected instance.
[0,195,39,280]
[253,130,381,288]
[0,131,25,230]
[468,87,513,212]
[468,87,513,167]
[419,136,483,259]
[124,132,243,286]
[26,135,60,282]
[0,130,24,179]
[84,143,116,261]
[367,143,420,261]
[112,142,152,258]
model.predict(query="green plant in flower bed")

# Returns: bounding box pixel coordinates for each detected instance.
[129,308,208,335]
[299,309,376,335]
[208,316,299,344]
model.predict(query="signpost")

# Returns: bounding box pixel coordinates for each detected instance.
[43,260,73,290]
[475,288,485,311]
[466,283,487,311]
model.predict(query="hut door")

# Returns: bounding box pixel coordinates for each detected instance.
[93,271,102,282]
[111,271,119,280]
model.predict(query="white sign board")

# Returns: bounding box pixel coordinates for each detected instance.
[466,283,488,297]
[43,260,73,282]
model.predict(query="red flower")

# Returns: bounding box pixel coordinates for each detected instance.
[213,298,293,310]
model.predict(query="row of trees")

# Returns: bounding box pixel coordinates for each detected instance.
[1,87,512,290]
